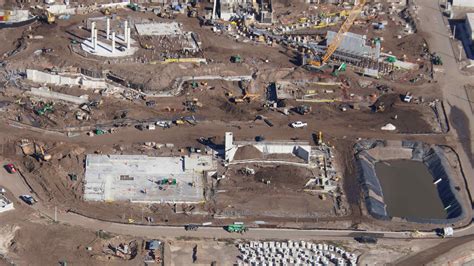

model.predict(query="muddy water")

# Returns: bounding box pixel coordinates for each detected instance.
[375,160,447,220]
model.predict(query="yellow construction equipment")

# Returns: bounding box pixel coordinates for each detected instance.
[309,0,366,67]
[45,10,55,24]
[34,142,51,161]
[313,22,337,29]
[161,58,207,64]
[296,99,337,103]
[141,43,154,50]
[174,119,185,125]
[298,17,308,23]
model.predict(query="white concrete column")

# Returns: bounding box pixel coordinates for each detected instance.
[212,0,217,20]
[124,20,128,42]
[91,21,96,47]
[106,18,110,40]
[93,29,98,50]
[126,27,131,49]
[111,32,116,53]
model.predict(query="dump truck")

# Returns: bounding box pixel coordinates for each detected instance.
[225,224,248,233]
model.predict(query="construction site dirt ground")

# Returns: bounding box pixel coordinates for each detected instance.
[0,204,153,265]
[213,164,346,220]
[0,0,469,240]
[0,75,456,230]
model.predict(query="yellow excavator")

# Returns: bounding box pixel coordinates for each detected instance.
[309,0,366,68]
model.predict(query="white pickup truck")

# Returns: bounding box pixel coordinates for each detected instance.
[291,121,308,128]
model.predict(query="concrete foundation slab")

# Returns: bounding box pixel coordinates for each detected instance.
[81,37,137,58]
[135,22,183,36]
[84,154,215,203]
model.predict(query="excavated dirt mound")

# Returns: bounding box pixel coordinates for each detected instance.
[218,100,253,120]
[233,145,263,160]
[253,165,312,189]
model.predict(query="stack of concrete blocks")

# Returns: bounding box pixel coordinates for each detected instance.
[237,240,358,265]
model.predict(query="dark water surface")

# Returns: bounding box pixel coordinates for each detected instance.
[375,160,447,219]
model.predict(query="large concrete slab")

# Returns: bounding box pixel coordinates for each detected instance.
[84,154,215,203]
[135,22,182,36]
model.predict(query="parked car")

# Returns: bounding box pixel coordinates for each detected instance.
[4,164,17,174]
[20,195,36,205]
[156,120,171,128]
[255,135,265,142]
[290,121,308,128]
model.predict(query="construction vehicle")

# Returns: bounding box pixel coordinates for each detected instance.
[231,55,242,63]
[187,6,198,18]
[225,224,248,233]
[174,119,185,125]
[45,11,55,24]
[317,131,323,145]
[431,53,443,65]
[437,227,454,238]
[313,22,337,29]
[142,43,154,50]
[95,128,107,135]
[185,224,199,231]
[35,103,54,115]
[161,58,206,64]
[127,3,140,11]
[375,102,385,112]
[183,116,198,125]
[185,98,203,112]
[231,92,260,103]
[101,8,113,15]
[332,63,347,76]
[354,235,378,244]
[386,56,397,63]
[34,142,51,161]
[308,0,366,68]
[403,92,413,103]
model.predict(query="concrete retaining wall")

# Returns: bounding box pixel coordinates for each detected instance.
[47,5,76,15]
[27,69,108,89]
[27,87,89,105]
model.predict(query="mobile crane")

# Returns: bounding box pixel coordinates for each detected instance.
[308,0,366,68]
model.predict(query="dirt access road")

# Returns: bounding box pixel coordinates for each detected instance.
[414,0,474,191]
[2,164,474,243]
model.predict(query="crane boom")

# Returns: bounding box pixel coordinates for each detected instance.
[311,0,366,67]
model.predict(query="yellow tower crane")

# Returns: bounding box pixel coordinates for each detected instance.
[309,0,366,67]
